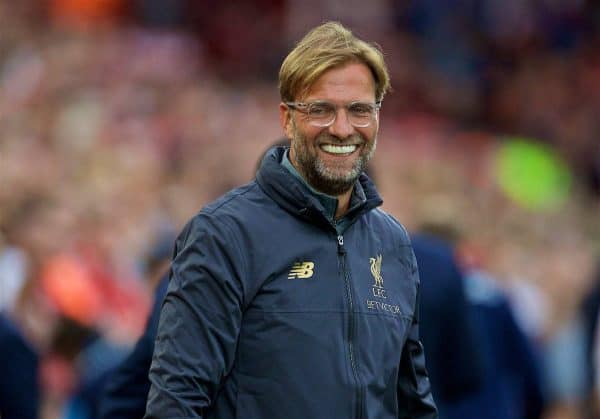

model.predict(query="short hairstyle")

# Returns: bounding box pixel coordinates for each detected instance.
[279,22,391,103]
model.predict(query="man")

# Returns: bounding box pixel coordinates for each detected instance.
[146,21,438,418]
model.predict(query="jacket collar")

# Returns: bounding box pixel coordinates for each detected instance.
[256,146,383,231]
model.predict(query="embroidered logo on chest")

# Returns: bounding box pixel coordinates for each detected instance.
[370,254,386,298]
[288,261,315,279]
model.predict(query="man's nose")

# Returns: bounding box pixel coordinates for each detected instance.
[327,108,354,138]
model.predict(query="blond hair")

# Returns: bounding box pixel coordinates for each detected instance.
[279,22,391,103]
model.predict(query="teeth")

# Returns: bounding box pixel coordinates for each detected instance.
[321,144,357,154]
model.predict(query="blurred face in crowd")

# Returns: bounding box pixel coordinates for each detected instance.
[280,62,379,196]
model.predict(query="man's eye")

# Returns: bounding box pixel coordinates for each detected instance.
[309,104,333,117]
[349,104,374,115]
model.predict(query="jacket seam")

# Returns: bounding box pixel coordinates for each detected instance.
[202,181,259,216]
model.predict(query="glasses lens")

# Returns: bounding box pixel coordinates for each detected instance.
[308,102,335,127]
[348,103,376,127]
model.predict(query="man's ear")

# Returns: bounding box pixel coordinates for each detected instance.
[279,103,293,139]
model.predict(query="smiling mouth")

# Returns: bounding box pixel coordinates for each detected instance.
[320,144,358,155]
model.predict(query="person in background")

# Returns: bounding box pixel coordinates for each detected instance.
[460,267,545,419]
[411,232,485,417]
[580,259,600,418]
[97,277,168,419]
[145,21,437,418]
[96,231,174,419]
[415,226,545,419]
[0,312,39,419]
[0,199,49,419]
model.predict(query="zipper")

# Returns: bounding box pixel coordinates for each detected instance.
[337,234,363,419]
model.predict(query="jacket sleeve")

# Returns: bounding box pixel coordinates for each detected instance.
[145,214,247,418]
[397,254,438,419]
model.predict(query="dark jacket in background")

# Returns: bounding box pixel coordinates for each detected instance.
[412,234,484,406]
[414,233,544,419]
[455,271,545,419]
[0,313,39,419]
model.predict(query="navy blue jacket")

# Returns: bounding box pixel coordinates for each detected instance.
[411,234,485,408]
[145,147,437,419]
[0,313,39,419]
[455,272,545,419]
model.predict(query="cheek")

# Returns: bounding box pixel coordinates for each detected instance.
[294,123,323,145]
[358,126,377,142]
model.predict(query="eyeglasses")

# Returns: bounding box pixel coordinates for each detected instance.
[285,100,381,128]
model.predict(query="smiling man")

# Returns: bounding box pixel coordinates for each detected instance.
[145,22,438,419]
[282,62,378,215]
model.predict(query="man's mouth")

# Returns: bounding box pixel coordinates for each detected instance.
[320,144,358,155]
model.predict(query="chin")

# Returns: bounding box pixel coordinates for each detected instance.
[315,170,361,195]
[321,163,362,183]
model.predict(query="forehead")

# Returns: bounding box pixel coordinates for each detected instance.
[303,62,376,103]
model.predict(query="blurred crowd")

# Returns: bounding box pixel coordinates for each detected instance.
[1,1,599,418]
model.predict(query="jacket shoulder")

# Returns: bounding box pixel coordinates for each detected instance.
[201,181,262,216]
[367,209,418,278]
[174,180,270,263]
[369,208,412,246]
[179,181,265,236]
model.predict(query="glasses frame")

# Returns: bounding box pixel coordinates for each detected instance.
[285,100,382,128]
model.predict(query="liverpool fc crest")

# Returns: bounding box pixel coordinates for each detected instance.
[370,254,383,289]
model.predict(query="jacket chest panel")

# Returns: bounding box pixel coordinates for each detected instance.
[340,226,418,320]
[247,241,345,313]
[346,249,417,320]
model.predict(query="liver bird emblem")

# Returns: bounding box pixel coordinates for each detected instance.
[370,255,383,288]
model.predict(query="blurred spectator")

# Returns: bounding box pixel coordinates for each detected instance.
[59,228,175,419]
[581,260,600,418]
[0,313,40,419]
[97,275,168,419]
[460,269,545,419]
[133,0,186,27]
[49,0,126,28]
[95,230,174,419]
[415,228,545,418]
[0,235,28,314]
[542,314,588,418]
[411,233,485,416]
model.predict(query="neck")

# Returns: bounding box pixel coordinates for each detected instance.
[335,189,353,219]
[282,151,354,220]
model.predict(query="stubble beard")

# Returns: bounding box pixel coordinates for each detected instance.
[290,122,377,196]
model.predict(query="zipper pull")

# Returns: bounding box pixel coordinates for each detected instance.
[337,235,345,254]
